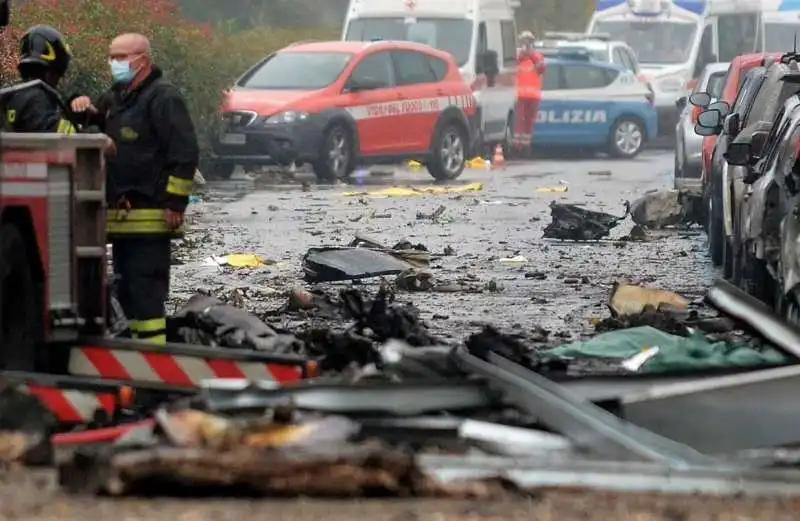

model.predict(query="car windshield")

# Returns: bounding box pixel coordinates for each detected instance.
[706,71,726,98]
[237,51,353,89]
[764,23,800,53]
[592,20,697,64]
[345,17,472,66]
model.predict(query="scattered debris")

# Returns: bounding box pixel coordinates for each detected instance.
[203,254,272,269]
[342,183,483,198]
[536,181,569,193]
[396,269,435,291]
[416,205,446,221]
[303,248,414,283]
[540,326,787,373]
[543,201,630,241]
[630,189,700,228]
[609,283,690,317]
[498,255,527,264]
[170,294,302,353]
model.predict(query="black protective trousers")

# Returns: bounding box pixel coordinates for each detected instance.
[111,236,170,345]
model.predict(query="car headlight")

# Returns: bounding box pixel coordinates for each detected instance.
[658,77,684,92]
[266,111,309,124]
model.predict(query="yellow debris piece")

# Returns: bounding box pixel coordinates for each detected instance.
[224,254,266,268]
[536,184,569,193]
[343,182,483,198]
[467,157,487,169]
[407,160,424,169]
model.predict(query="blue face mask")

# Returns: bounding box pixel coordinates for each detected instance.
[110,59,134,84]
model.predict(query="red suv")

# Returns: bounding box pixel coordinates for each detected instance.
[211,40,478,182]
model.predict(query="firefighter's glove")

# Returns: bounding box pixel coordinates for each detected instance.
[165,209,184,230]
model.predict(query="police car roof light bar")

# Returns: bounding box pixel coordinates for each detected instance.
[543,31,611,42]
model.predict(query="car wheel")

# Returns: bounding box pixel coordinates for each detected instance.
[722,237,734,279]
[0,224,39,371]
[208,160,235,180]
[741,245,772,304]
[673,154,683,189]
[608,118,645,159]
[313,124,353,183]
[706,191,723,266]
[427,121,467,181]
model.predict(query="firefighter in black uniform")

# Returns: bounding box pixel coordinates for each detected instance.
[71,33,199,345]
[4,25,78,134]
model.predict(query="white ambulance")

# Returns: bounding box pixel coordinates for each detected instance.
[342,0,520,151]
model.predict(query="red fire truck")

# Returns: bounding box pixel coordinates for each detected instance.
[0,133,311,425]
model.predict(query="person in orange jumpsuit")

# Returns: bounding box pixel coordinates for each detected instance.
[513,31,546,153]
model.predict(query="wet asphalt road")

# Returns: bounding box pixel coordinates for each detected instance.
[173,150,715,342]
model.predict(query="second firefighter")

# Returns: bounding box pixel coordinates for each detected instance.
[71,32,199,345]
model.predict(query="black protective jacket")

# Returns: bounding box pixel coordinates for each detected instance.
[2,80,78,133]
[88,68,199,213]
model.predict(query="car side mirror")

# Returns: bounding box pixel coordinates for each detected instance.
[707,100,730,117]
[676,96,687,110]
[724,113,741,136]
[697,109,722,128]
[689,92,712,107]
[725,142,752,166]
[695,124,718,136]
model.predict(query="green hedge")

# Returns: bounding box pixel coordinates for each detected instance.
[0,0,334,149]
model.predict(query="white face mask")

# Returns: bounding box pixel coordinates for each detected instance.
[108,54,143,84]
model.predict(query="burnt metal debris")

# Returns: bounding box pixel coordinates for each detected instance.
[16,279,800,499]
[543,201,630,241]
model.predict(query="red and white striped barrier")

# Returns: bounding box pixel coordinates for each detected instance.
[68,345,303,387]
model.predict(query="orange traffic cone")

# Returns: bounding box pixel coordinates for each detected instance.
[492,144,505,169]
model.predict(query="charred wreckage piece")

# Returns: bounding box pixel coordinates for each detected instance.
[543,201,630,241]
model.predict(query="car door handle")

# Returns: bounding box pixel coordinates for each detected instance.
[436,89,445,95]
[396,94,406,100]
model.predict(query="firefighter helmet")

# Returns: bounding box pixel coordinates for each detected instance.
[18,25,72,78]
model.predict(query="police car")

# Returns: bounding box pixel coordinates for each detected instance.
[530,56,657,158]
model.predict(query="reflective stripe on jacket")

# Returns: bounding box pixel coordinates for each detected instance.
[106,208,185,237]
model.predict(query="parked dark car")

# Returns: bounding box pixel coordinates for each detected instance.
[694,65,767,270]
[726,73,800,325]
[695,53,800,279]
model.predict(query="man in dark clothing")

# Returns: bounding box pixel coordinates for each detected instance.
[3,25,79,134]
[71,33,199,345]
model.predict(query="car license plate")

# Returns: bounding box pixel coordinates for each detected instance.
[221,133,245,145]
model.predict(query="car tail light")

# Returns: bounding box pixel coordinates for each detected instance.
[691,105,702,123]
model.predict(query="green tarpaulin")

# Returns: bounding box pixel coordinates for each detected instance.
[541,326,788,373]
